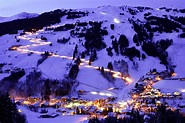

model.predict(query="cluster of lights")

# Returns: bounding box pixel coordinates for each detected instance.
[15,28,133,86]
[90,91,112,97]
[10,28,140,121]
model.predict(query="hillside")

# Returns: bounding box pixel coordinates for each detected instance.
[0,5,185,122]
[0,5,185,98]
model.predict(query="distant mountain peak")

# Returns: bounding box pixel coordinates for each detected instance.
[0,12,39,23]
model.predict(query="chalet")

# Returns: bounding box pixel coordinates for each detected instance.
[178,102,185,108]
[39,113,59,118]
[179,78,185,81]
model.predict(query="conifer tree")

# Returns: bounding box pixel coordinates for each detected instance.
[76,107,80,114]
[107,62,113,70]
[75,56,81,65]
[81,51,85,58]
[0,93,27,123]
[101,66,104,74]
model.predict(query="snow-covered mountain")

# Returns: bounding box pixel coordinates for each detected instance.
[1,4,185,123]
[0,12,38,23]
[0,5,185,101]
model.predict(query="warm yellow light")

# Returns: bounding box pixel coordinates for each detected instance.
[22,101,30,105]
[18,109,22,113]
[65,103,73,108]
[125,77,132,83]
[155,76,161,81]
[70,112,74,115]
[132,94,138,98]
[172,73,177,76]
[150,81,153,84]
[100,107,104,111]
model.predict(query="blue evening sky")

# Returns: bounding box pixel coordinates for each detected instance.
[0,0,184,17]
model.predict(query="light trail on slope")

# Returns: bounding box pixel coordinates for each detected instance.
[14,29,132,83]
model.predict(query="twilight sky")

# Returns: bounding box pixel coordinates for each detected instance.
[0,0,184,17]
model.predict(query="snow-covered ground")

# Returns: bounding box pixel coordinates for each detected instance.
[0,4,184,99]
[153,80,185,94]
[18,106,88,123]
[0,3,185,123]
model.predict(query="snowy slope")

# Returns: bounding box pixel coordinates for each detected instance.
[18,106,88,123]
[0,5,185,101]
[1,4,185,123]
[0,12,38,23]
